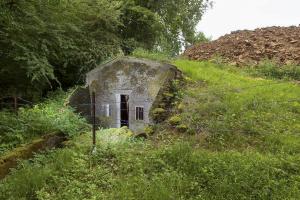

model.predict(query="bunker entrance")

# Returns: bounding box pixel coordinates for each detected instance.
[120,95,129,127]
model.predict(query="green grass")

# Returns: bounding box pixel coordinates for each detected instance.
[1,130,300,200]
[248,59,300,81]
[173,60,300,152]
[131,48,172,62]
[1,58,300,200]
[205,57,300,82]
[0,90,89,155]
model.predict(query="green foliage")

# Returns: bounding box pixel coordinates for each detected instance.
[0,149,79,200]
[0,90,88,155]
[151,107,167,122]
[134,0,212,53]
[176,124,188,133]
[1,132,300,200]
[0,0,121,99]
[189,31,212,45]
[168,115,182,126]
[174,60,300,151]
[152,108,166,114]
[132,48,172,62]
[177,102,185,112]
[144,125,155,135]
[119,2,162,54]
[0,0,210,99]
[249,59,300,81]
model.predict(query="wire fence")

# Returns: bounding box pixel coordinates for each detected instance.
[1,97,300,109]
[1,82,299,146]
[0,79,299,113]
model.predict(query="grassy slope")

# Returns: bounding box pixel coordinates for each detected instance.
[174,60,300,153]
[1,59,300,200]
[1,129,300,200]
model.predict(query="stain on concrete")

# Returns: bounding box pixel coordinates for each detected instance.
[69,57,181,133]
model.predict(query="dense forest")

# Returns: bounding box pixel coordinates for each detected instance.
[0,0,211,100]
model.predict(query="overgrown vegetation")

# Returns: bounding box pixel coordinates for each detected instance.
[0,0,211,100]
[2,0,300,198]
[0,91,88,155]
[1,57,299,199]
[1,130,300,200]
[174,60,300,152]
[132,48,172,62]
[249,59,300,81]
[209,58,300,81]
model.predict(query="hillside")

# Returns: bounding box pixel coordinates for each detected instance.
[1,58,300,199]
[184,26,300,65]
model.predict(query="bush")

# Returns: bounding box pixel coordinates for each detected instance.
[151,107,167,122]
[0,149,81,200]
[144,125,155,135]
[131,48,171,62]
[168,115,182,126]
[249,59,300,81]
[176,124,188,132]
[0,90,89,155]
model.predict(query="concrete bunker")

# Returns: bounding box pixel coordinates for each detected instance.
[68,57,181,133]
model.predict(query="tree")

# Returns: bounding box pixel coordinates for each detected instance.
[134,0,212,54]
[0,0,212,100]
[191,32,212,44]
[119,0,162,55]
[0,0,121,99]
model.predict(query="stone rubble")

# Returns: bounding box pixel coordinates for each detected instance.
[184,26,300,65]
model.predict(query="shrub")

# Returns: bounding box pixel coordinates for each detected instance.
[250,59,300,81]
[177,102,185,112]
[151,108,167,122]
[176,124,188,132]
[0,90,89,155]
[131,48,171,62]
[144,125,155,135]
[168,115,182,126]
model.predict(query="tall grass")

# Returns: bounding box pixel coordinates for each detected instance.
[1,133,300,200]
[131,48,172,62]
[0,90,89,155]
[1,58,300,199]
[173,60,300,151]
[249,59,300,81]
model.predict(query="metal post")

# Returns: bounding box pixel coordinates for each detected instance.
[13,96,18,116]
[92,92,96,149]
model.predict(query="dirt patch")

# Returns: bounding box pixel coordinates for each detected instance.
[184,26,300,65]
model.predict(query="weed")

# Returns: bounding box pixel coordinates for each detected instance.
[173,60,300,152]
[131,48,172,62]
[0,90,89,155]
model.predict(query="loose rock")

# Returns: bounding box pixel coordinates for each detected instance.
[184,26,300,65]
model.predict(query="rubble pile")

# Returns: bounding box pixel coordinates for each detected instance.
[184,26,300,65]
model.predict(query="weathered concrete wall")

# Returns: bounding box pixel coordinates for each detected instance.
[86,57,179,133]
[68,86,91,122]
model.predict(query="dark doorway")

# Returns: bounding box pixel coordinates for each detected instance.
[120,95,129,127]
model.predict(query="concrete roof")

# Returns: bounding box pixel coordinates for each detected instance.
[86,57,177,78]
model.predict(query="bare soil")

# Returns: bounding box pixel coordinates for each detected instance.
[184,26,300,65]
